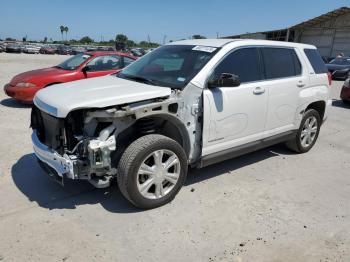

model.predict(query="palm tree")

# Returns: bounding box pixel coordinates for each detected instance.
[60,25,65,41]
[64,26,69,41]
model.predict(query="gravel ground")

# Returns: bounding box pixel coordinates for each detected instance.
[0,53,350,262]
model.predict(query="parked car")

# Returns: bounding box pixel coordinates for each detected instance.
[23,45,40,54]
[130,48,143,57]
[57,45,72,55]
[340,78,350,104]
[71,46,86,55]
[4,51,136,102]
[326,57,350,80]
[30,39,331,209]
[5,44,22,53]
[40,46,57,54]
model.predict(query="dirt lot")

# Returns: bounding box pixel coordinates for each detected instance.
[0,53,350,262]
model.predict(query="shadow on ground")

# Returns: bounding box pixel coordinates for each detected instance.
[12,144,291,212]
[186,143,292,185]
[12,154,139,213]
[1,98,31,109]
[332,99,350,109]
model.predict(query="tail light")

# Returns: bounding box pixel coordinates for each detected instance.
[344,79,350,88]
[327,72,332,86]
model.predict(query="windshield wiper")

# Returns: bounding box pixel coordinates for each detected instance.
[119,74,157,86]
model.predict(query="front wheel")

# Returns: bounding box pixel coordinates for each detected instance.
[117,134,188,209]
[285,109,321,153]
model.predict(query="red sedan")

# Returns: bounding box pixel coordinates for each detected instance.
[341,78,350,104]
[4,51,136,103]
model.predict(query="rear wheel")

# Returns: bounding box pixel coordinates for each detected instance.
[117,134,188,209]
[286,109,321,153]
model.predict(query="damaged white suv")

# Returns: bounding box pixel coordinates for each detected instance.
[31,39,331,209]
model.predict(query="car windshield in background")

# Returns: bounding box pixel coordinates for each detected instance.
[117,45,219,88]
[56,53,91,70]
[329,58,350,65]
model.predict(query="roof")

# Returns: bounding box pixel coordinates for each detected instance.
[167,39,242,48]
[85,51,135,58]
[170,38,315,49]
[292,6,350,29]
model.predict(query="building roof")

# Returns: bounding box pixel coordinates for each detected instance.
[291,6,350,29]
[223,6,350,39]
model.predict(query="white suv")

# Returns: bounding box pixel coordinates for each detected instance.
[31,39,331,209]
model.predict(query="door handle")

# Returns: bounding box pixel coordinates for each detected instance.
[253,87,265,95]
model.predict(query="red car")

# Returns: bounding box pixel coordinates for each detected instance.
[4,51,136,103]
[341,78,350,104]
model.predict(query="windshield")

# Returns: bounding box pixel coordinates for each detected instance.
[329,58,350,65]
[117,45,219,88]
[56,53,91,70]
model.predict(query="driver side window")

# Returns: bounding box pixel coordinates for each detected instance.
[87,55,122,71]
[212,48,263,84]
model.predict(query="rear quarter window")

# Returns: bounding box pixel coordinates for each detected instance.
[304,49,328,74]
[261,48,301,80]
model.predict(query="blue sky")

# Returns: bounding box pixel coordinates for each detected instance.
[0,0,349,43]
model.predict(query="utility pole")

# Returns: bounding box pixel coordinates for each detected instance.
[163,35,167,45]
[216,32,219,38]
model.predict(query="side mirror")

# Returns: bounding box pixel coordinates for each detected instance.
[208,73,241,88]
[82,65,91,73]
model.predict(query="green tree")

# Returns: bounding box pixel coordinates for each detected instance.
[126,40,135,48]
[192,34,206,39]
[79,36,94,44]
[60,25,65,41]
[115,34,128,43]
[64,26,69,41]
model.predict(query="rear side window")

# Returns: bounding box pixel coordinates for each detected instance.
[304,49,328,74]
[211,48,263,83]
[261,48,301,79]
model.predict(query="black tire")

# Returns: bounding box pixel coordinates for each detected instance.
[117,134,188,209]
[285,109,321,153]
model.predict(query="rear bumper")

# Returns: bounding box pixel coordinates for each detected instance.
[4,83,38,102]
[323,99,332,123]
[32,131,75,179]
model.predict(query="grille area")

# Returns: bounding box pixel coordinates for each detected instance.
[31,106,65,154]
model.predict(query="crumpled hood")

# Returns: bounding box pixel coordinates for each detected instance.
[10,67,68,84]
[34,75,172,117]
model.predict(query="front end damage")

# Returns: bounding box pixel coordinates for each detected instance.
[30,86,203,188]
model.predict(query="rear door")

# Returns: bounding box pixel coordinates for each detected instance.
[261,47,308,135]
[202,47,268,156]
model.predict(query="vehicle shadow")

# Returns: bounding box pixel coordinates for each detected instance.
[332,99,350,109]
[12,154,140,213]
[12,144,292,212]
[186,143,291,186]
[0,98,31,109]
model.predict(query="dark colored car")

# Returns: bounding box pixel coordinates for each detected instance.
[4,51,136,102]
[40,46,57,54]
[6,44,22,53]
[71,46,86,55]
[340,78,350,104]
[326,57,350,80]
[57,45,72,55]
